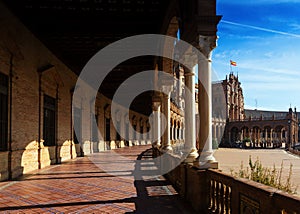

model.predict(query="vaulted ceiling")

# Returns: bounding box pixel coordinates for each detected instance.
[3,0,175,114]
[3,0,220,115]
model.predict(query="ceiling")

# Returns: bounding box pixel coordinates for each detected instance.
[3,0,173,115]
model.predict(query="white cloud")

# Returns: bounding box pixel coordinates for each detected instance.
[289,23,300,31]
[221,20,300,38]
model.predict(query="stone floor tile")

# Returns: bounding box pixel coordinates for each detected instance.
[0,145,195,213]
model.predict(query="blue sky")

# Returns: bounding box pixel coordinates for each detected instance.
[212,0,300,111]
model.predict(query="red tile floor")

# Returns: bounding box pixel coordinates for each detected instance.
[0,145,196,213]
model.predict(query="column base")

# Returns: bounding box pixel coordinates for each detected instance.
[152,142,161,149]
[160,145,173,153]
[184,148,199,163]
[194,150,218,169]
[193,160,218,169]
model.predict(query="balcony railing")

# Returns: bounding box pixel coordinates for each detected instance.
[206,169,300,214]
[160,151,300,213]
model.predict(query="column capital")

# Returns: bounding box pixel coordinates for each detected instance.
[161,85,173,96]
[152,95,161,103]
[152,101,161,111]
[184,72,195,77]
[197,35,218,58]
[181,51,198,68]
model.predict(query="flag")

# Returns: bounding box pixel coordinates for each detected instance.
[230,60,237,66]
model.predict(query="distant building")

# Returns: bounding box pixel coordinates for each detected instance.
[213,73,299,149]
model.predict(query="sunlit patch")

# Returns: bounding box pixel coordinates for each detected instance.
[146,185,178,196]
[22,140,50,173]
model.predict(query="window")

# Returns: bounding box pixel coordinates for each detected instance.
[105,118,110,141]
[116,121,121,141]
[43,95,56,146]
[73,107,82,144]
[140,125,143,139]
[0,73,8,151]
[133,125,137,140]
[147,127,150,139]
[92,114,98,142]
[125,123,129,145]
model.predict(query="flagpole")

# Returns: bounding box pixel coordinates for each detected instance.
[230,60,237,73]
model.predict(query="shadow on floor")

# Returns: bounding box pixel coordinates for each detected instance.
[0,147,196,213]
[128,148,196,214]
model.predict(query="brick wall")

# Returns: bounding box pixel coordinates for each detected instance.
[0,2,151,181]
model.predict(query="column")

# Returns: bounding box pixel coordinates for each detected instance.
[265,129,268,148]
[280,130,283,144]
[254,128,256,147]
[135,119,140,145]
[120,112,125,147]
[241,129,244,141]
[184,68,198,162]
[270,129,273,148]
[152,101,161,148]
[196,35,218,169]
[160,86,173,152]
[213,124,217,140]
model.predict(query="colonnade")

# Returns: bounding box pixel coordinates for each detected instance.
[170,116,184,144]
[84,34,219,169]
[228,126,287,148]
[151,35,218,168]
[212,118,226,146]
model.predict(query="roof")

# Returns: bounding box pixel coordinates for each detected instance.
[244,109,290,120]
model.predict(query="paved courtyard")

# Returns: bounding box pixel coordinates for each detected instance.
[0,145,196,214]
[214,148,300,194]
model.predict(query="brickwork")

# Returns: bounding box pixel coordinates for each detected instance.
[215,73,300,148]
[0,2,79,179]
[0,2,153,181]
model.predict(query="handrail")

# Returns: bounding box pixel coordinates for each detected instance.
[206,169,300,213]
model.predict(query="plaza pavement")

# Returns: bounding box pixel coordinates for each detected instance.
[214,148,300,194]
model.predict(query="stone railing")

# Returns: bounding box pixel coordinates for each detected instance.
[158,150,300,213]
[207,170,231,213]
[206,169,300,214]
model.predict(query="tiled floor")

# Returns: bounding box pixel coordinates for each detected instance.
[0,146,196,213]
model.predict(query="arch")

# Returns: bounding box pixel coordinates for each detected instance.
[115,109,122,122]
[241,126,250,138]
[274,125,286,148]
[275,125,285,132]
[131,115,137,126]
[166,16,180,37]
[262,125,272,148]
[230,126,239,145]
[252,126,262,147]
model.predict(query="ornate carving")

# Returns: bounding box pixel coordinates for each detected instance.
[198,35,218,58]
[240,194,260,214]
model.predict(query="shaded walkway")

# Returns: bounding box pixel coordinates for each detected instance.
[0,145,195,213]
